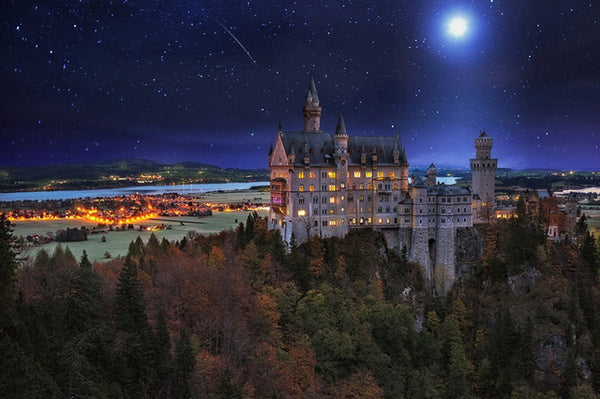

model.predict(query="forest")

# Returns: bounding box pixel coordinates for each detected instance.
[1,202,600,398]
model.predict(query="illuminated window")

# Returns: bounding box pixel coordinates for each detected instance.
[329,196,335,204]
[310,172,315,178]
[377,171,384,178]
[299,185,304,192]
[297,209,306,216]
[359,184,364,190]
[386,218,390,224]
[329,209,335,214]
[340,182,345,189]
[309,185,315,192]
[365,171,373,178]
[328,171,336,178]
[378,218,383,224]
[330,220,337,226]
[341,219,345,224]
[341,207,345,212]
[388,171,395,177]
[298,172,305,178]
[284,173,288,178]
[393,183,398,190]
[360,195,364,202]
[329,184,336,191]
[368,218,372,224]
[341,195,345,201]
[367,183,372,190]
[354,171,361,178]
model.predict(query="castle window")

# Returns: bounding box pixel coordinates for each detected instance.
[322,185,327,191]
[442,198,446,203]
[313,208,318,215]
[463,197,468,202]
[388,171,395,177]
[419,198,423,203]
[328,171,336,178]
[299,185,304,192]
[441,218,445,223]
[322,209,327,215]
[322,221,328,226]
[329,184,336,191]
[368,218,372,224]
[419,209,422,214]
[386,206,390,213]
[378,183,383,190]
[360,195,364,202]
[341,219,345,224]
[394,218,398,224]
[309,185,315,192]
[341,195,345,201]
[457,197,461,203]
[297,209,306,216]
[367,195,372,201]
[313,197,318,204]
[448,198,451,203]
[341,207,345,212]
[393,196,398,201]
[329,196,335,204]
[348,194,353,202]
[386,218,390,224]
[405,218,410,223]
[378,218,383,224]
[330,220,337,226]
[464,208,467,213]
[285,173,288,178]
[329,209,335,214]
[378,206,383,213]
[377,171,384,178]
[299,197,305,204]
[457,208,460,213]
[322,172,326,178]
[352,218,356,224]
[360,217,365,224]
[340,183,345,189]
[315,220,318,226]
[394,183,398,190]
[310,172,315,178]
[393,207,397,212]
[354,171,361,178]
[322,196,327,203]
[360,184,364,190]
[352,184,357,189]
[298,172,305,178]
[366,171,373,178]
[464,218,467,222]
[442,208,445,213]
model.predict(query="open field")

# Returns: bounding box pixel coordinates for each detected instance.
[12,209,268,263]
[581,205,600,237]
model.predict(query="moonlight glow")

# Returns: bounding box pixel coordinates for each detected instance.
[448,17,468,37]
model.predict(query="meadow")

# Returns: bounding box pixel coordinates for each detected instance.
[10,189,270,262]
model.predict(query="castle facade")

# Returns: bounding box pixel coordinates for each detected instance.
[268,78,474,285]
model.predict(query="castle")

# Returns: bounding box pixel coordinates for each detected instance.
[268,78,487,285]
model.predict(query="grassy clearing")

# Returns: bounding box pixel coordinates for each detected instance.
[12,209,267,262]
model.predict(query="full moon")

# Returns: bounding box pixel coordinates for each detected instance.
[448,17,468,37]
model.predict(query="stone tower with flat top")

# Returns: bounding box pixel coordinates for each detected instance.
[470,131,497,222]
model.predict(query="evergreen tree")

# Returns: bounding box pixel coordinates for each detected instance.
[114,256,154,397]
[79,249,92,269]
[0,214,17,332]
[171,329,195,399]
[150,310,172,398]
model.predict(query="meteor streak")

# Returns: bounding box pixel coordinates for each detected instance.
[216,20,258,68]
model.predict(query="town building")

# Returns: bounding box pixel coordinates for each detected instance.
[268,78,473,285]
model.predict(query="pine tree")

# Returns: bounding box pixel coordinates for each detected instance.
[79,250,92,269]
[0,214,17,332]
[150,310,172,398]
[171,329,195,399]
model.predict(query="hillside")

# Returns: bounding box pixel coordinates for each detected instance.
[0,160,270,192]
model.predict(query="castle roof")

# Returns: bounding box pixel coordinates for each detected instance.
[278,131,407,167]
[479,131,490,138]
[427,185,471,196]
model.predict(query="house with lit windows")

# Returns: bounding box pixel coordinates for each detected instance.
[268,78,475,285]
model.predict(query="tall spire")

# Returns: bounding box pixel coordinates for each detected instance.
[335,112,347,136]
[302,76,322,132]
[306,76,319,104]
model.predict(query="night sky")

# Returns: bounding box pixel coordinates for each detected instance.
[2,1,599,170]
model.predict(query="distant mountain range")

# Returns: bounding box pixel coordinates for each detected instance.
[0,160,269,192]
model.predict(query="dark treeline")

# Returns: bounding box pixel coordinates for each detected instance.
[1,206,600,398]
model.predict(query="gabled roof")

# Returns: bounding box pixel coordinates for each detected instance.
[278,131,407,167]
[427,185,471,196]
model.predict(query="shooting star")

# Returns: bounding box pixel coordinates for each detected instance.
[216,20,258,68]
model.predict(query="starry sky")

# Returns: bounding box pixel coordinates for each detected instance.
[2,0,599,170]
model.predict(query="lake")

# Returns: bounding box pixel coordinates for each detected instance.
[0,182,270,202]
